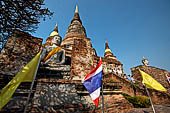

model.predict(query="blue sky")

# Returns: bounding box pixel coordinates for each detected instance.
[32,0,170,75]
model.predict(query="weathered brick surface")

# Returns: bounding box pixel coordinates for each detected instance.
[104,73,136,96]
[127,104,170,113]
[131,65,170,104]
[131,65,169,89]
[70,38,95,80]
[103,67,170,105]
[96,94,133,113]
[0,30,42,89]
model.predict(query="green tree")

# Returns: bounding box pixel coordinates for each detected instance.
[0,0,53,51]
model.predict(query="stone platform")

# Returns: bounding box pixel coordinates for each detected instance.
[37,64,71,79]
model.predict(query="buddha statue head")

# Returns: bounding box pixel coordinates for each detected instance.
[51,35,62,47]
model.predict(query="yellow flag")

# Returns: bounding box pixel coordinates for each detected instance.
[0,51,41,110]
[139,69,167,91]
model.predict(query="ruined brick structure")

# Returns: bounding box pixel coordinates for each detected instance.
[0,30,42,113]
[0,30,42,89]
[0,5,132,113]
[60,5,123,80]
[130,65,170,104]
[103,40,123,76]
[1,5,170,113]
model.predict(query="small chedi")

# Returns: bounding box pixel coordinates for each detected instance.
[0,5,170,113]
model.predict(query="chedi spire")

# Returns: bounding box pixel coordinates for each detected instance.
[65,4,86,36]
[75,4,78,13]
[50,22,59,37]
[104,40,116,59]
[71,4,82,24]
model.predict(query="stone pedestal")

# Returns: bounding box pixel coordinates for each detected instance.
[37,64,71,79]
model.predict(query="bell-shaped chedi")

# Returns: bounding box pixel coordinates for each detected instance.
[104,40,116,60]
[60,5,97,80]
[103,40,123,76]
[65,4,86,36]
[61,5,88,52]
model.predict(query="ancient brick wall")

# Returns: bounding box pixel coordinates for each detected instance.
[96,94,133,113]
[103,71,170,104]
[131,65,170,104]
[104,73,136,96]
[0,30,42,89]
[70,38,95,80]
[131,65,169,89]
[0,30,42,112]
[28,79,132,113]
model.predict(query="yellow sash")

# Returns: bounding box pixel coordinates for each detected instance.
[42,47,62,62]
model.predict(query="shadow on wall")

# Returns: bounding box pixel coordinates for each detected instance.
[30,83,94,112]
[1,83,95,113]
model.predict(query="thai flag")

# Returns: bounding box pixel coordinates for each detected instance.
[168,75,170,83]
[82,58,103,107]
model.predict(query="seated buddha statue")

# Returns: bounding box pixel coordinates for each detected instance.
[142,56,149,66]
[41,35,65,65]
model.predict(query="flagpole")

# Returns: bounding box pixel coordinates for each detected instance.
[23,54,41,113]
[101,82,104,113]
[99,57,104,113]
[165,75,170,86]
[143,84,156,113]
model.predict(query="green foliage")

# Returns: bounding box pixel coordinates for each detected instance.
[0,0,53,51]
[122,93,151,108]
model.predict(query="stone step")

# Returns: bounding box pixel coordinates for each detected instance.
[39,64,70,71]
